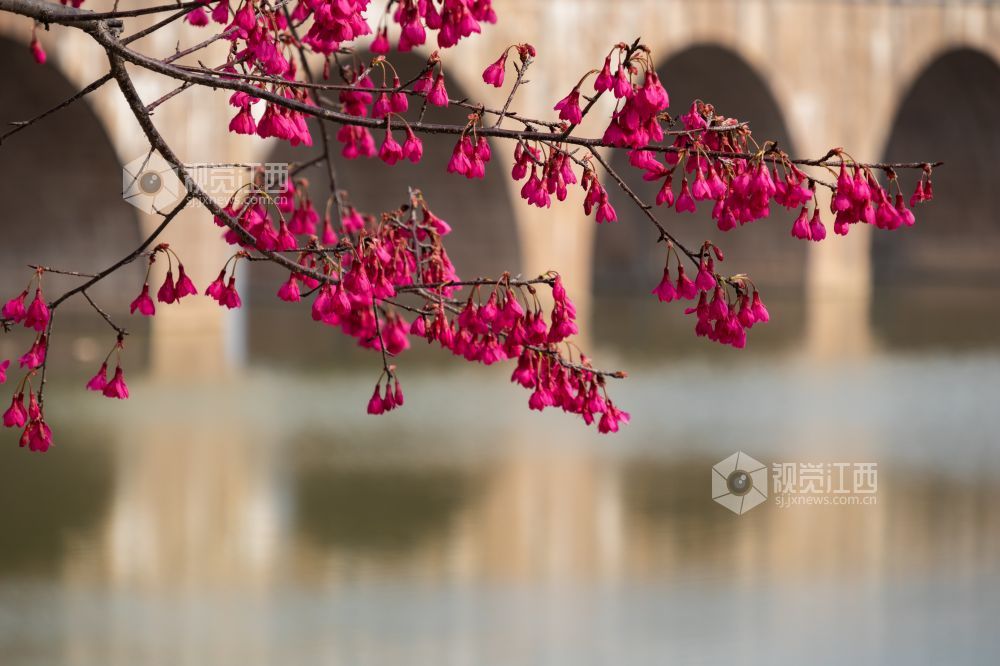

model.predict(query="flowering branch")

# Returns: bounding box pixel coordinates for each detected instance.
[0,0,939,451]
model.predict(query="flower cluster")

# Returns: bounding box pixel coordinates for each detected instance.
[4,390,52,453]
[624,101,929,241]
[1,270,54,451]
[202,180,622,430]
[650,243,767,348]
[85,335,130,400]
[447,132,492,179]
[512,143,579,209]
[212,0,495,148]
[128,245,200,317]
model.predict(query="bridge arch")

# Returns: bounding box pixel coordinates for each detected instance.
[0,35,148,369]
[873,47,1000,349]
[593,44,807,356]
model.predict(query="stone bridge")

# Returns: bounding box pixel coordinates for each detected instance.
[1,0,998,372]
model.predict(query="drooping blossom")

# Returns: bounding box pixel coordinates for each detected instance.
[29,36,45,64]
[102,365,130,400]
[3,394,26,428]
[2,291,27,323]
[157,271,177,304]
[175,264,198,298]
[427,74,449,106]
[482,53,507,87]
[129,283,156,316]
[19,335,47,370]
[86,363,108,392]
[24,288,49,331]
[553,89,583,124]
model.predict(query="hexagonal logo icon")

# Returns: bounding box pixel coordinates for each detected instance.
[712,451,768,515]
[122,153,183,214]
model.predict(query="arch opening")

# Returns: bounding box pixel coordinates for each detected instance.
[874,48,1000,349]
[593,45,807,358]
[0,36,148,372]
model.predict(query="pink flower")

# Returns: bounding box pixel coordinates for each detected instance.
[652,266,677,302]
[3,394,26,428]
[695,261,717,291]
[833,163,854,212]
[0,359,8,384]
[2,291,27,322]
[129,283,156,316]
[809,209,827,241]
[277,274,301,302]
[675,264,698,300]
[427,74,449,106]
[675,179,697,213]
[205,270,226,301]
[102,365,129,400]
[791,207,811,240]
[895,193,916,227]
[19,335,46,370]
[594,57,613,92]
[383,317,410,355]
[157,271,177,304]
[612,66,632,98]
[447,139,471,175]
[553,89,583,124]
[29,37,46,65]
[389,81,409,113]
[86,363,108,392]
[229,1,256,35]
[221,277,242,309]
[371,27,390,54]
[595,197,617,223]
[402,128,423,163]
[379,130,404,165]
[656,175,675,207]
[24,288,49,331]
[383,381,397,410]
[21,417,53,452]
[412,69,434,94]
[321,217,338,245]
[482,54,507,87]
[211,1,229,24]
[598,402,630,434]
[186,6,209,26]
[367,384,385,415]
[175,264,198,298]
[751,291,769,323]
[372,93,391,119]
[691,169,712,200]
[228,106,256,135]
[276,221,296,251]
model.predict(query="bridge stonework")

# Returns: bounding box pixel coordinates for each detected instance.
[2,0,997,367]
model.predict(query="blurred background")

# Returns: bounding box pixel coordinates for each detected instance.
[1,0,999,664]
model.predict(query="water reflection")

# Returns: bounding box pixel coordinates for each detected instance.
[1,354,999,663]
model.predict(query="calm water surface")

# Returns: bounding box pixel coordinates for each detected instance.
[1,351,998,665]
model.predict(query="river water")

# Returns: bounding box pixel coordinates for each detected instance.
[1,334,998,664]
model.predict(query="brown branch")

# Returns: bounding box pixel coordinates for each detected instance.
[1,74,110,144]
[49,194,193,309]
